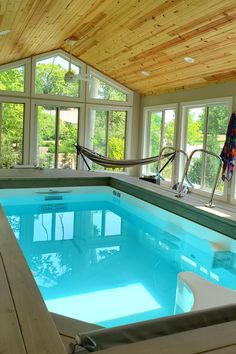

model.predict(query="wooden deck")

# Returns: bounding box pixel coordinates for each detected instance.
[0,207,66,354]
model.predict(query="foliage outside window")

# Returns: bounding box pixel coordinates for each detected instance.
[35,56,81,97]
[89,76,127,102]
[0,51,133,171]
[88,109,127,171]
[0,102,24,167]
[144,109,176,181]
[37,105,79,169]
[0,65,25,92]
[186,104,229,194]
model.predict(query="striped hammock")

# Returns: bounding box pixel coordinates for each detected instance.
[75,145,174,168]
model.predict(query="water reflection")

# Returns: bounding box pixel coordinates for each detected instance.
[5,200,236,327]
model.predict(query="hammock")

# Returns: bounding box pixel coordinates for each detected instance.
[75,145,174,169]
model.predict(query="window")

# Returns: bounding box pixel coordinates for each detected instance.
[87,107,127,171]
[89,75,127,102]
[0,101,25,167]
[183,101,230,194]
[36,104,79,169]
[0,65,25,92]
[35,55,82,98]
[143,106,176,181]
[87,69,133,105]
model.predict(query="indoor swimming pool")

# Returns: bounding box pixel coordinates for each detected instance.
[0,186,236,328]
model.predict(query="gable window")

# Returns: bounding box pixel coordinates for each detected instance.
[89,76,127,102]
[0,65,25,93]
[182,99,231,195]
[142,106,177,182]
[35,104,80,169]
[86,107,128,171]
[34,54,84,98]
[87,69,133,106]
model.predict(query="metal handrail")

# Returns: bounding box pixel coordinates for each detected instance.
[176,149,222,208]
[156,146,189,181]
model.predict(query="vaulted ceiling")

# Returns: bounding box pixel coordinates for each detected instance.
[1,0,236,96]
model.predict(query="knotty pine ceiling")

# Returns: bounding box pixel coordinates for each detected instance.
[1,0,236,96]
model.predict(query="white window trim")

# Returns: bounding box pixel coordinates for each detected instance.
[0,58,31,98]
[31,49,86,102]
[180,96,233,202]
[84,104,133,172]
[30,98,85,168]
[86,67,133,107]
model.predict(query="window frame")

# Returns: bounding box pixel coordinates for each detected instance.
[0,58,31,97]
[141,104,178,183]
[85,104,132,172]
[0,96,30,164]
[180,96,233,201]
[30,99,85,169]
[86,67,133,106]
[31,49,86,102]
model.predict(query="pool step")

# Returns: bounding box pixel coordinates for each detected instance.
[176,272,236,312]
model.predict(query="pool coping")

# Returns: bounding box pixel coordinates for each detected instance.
[0,170,235,239]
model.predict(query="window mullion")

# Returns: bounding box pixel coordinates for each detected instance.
[105,110,109,157]
[55,107,60,168]
[201,107,208,189]
[159,111,165,171]
[21,104,26,164]
[160,111,165,151]
[76,108,80,170]
[124,111,128,159]
[0,103,2,156]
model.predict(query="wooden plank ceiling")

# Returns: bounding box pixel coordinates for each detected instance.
[0,0,236,96]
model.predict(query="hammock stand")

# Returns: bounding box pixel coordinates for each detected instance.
[75,144,175,170]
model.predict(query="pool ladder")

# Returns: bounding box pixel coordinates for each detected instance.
[156,146,189,183]
[176,149,222,208]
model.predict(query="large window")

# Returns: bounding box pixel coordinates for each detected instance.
[0,65,25,93]
[143,106,176,181]
[0,50,134,172]
[87,69,133,105]
[89,75,127,102]
[34,55,82,98]
[184,101,230,195]
[87,107,127,171]
[36,105,79,169]
[0,101,25,167]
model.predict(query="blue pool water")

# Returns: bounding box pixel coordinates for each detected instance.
[1,186,236,327]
